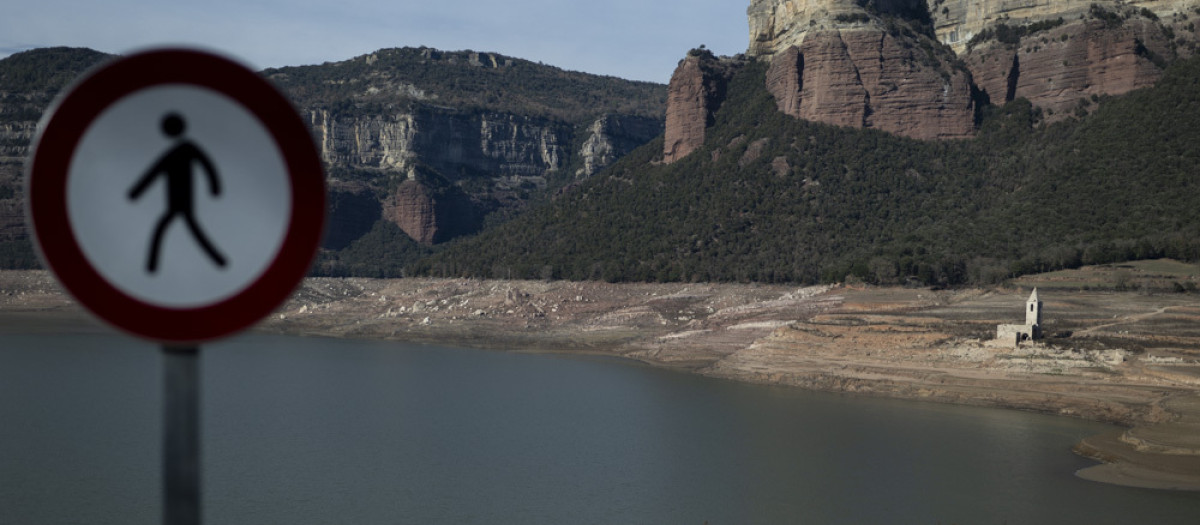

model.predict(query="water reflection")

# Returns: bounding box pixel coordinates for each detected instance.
[2,331,1200,524]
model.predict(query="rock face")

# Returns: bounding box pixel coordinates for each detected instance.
[939,1,1197,118]
[931,0,1196,54]
[309,107,661,244]
[964,14,1174,118]
[308,107,571,179]
[387,180,438,245]
[379,172,478,245]
[734,0,1200,140]
[576,115,664,178]
[748,0,934,57]
[274,46,668,248]
[663,53,741,163]
[0,46,667,259]
[765,29,976,139]
[308,105,564,245]
[741,2,975,141]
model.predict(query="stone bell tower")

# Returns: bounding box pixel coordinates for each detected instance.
[1026,288,1043,338]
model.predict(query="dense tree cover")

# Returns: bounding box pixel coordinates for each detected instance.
[0,240,37,269]
[0,46,667,275]
[966,18,1066,50]
[7,47,1200,286]
[264,47,666,124]
[0,48,115,271]
[0,47,111,123]
[0,47,111,93]
[402,54,1200,286]
[314,220,431,278]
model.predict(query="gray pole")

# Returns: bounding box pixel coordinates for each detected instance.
[163,345,200,525]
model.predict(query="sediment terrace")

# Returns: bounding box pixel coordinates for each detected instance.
[4,270,1200,490]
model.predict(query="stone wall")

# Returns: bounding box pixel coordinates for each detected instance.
[997,323,1037,345]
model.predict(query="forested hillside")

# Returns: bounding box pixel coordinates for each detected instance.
[265,47,665,122]
[411,55,1200,286]
[0,47,667,271]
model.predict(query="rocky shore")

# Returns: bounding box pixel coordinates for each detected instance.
[4,270,1200,490]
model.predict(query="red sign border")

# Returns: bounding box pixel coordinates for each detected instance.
[27,48,325,343]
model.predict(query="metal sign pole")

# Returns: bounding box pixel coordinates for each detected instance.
[163,345,201,525]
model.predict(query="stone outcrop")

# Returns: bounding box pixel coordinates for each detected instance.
[308,107,571,180]
[307,106,659,244]
[964,14,1173,118]
[740,0,1200,137]
[748,0,934,57]
[576,115,664,178]
[0,47,666,256]
[931,0,1197,54]
[663,53,741,163]
[382,175,478,245]
[387,180,439,245]
[743,2,975,140]
[763,28,975,139]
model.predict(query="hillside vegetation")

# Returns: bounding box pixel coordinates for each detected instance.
[412,54,1200,286]
[264,47,667,124]
[0,46,667,271]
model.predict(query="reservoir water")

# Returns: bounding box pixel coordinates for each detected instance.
[3,329,1200,524]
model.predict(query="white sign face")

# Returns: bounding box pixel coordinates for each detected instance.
[66,85,292,308]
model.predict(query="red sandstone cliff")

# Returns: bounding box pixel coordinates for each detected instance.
[386,180,440,245]
[383,177,481,246]
[661,2,1194,156]
[765,29,976,140]
[965,16,1172,119]
[663,53,740,163]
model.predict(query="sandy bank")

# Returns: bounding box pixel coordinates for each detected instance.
[4,270,1200,490]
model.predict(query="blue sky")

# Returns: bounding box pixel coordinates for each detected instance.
[4,0,748,83]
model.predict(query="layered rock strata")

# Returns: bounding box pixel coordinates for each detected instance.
[765,29,976,139]
[932,0,1197,53]
[309,107,660,244]
[576,115,664,178]
[964,14,1174,117]
[749,0,936,57]
[308,107,572,179]
[381,175,478,246]
[733,0,1200,145]
[663,53,742,163]
[387,180,438,245]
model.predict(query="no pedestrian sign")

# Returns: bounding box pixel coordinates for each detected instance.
[27,48,326,343]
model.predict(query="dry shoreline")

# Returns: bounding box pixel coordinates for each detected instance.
[4,270,1200,490]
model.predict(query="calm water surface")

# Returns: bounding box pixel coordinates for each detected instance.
[3,329,1200,524]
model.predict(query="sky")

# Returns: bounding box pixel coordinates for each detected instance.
[4,0,750,83]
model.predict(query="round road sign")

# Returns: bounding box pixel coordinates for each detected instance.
[27,48,325,343]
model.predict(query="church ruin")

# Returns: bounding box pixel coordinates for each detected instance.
[996,289,1043,346]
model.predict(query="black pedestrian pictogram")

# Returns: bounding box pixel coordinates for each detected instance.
[129,113,228,273]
